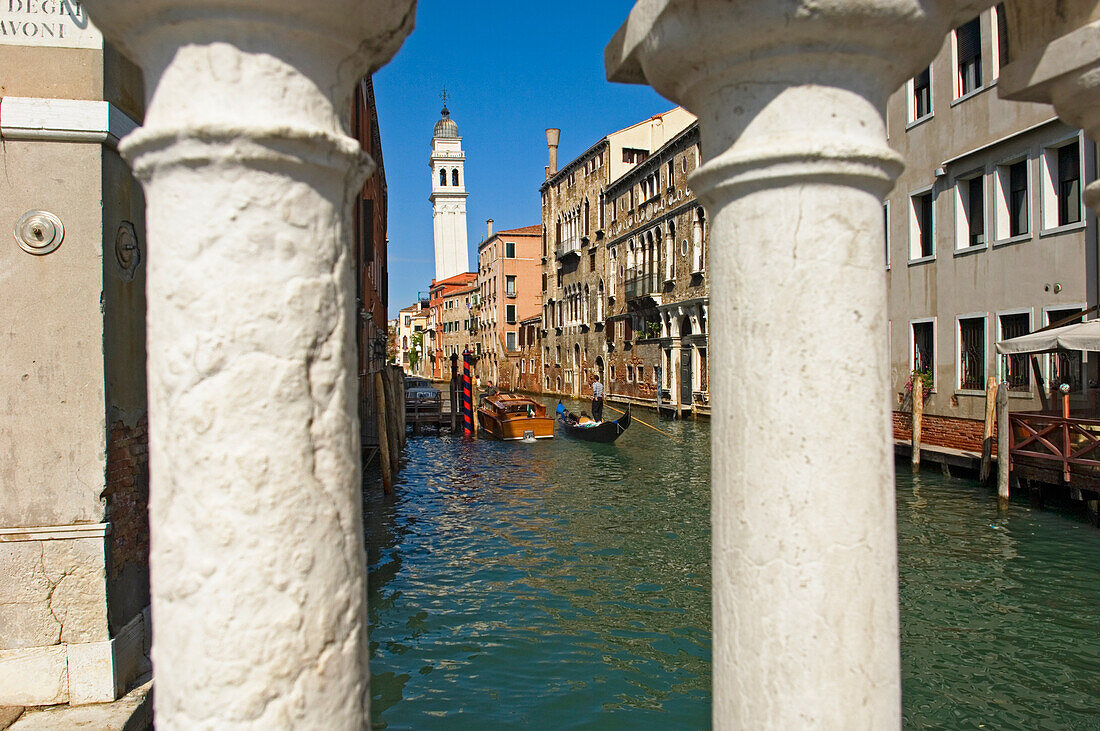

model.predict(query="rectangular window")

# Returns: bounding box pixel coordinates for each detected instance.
[1048,308,1085,392]
[956,17,982,96]
[911,190,934,259]
[912,66,931,121]
[1009,161,1028,236]
[505,275,516,297]
[912,321,935,384]
[994,3,1009,72]
[506,331,516,351]
[955,174,985,249]
[1057,140,1082,226]
[884,203,890,268]
[1040,140,1084,231]
[505,242,516,258]
[967,176,985,246]
[666,160,674,188]
[506,305,516,324]
[589,248,596,271]
[958,316,986,390]
[999,312,1030,390]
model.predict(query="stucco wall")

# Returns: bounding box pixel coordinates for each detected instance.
[885,5,1098,425]
[1,140,108,527]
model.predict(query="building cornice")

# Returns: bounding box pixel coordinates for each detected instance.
[0,97,140,149]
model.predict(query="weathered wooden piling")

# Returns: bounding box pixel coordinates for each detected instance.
[375,371,393,494]
[980,376,997,483]
[997,381,1010,511]
[395,366,407,448]
[911,376,923,473]
[385,367,401,469]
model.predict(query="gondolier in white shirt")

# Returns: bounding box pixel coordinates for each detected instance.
[591,373,604,423]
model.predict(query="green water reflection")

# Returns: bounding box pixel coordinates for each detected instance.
[897,468,1100,729]
[366,404,1100,729]
[365,399,711,729]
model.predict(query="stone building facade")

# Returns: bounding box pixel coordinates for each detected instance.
[427,272,477,381]
[603,122,710,417]
[475,222,542,387]
[0,12,152,708]
[540,107,694,402]
[885,3,1097,453]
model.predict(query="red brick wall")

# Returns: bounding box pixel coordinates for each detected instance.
[104,415,150,578]
[893,411,995,453]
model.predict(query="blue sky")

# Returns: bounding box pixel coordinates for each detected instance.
[372,1,672,311]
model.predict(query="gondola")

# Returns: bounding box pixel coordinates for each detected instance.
[556,401,631,443]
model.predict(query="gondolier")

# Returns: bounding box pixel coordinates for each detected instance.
[591,373,604,423]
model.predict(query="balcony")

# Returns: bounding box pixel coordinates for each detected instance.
[554,242,581,262]
[624,272,661,302]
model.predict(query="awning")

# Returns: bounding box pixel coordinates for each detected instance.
[996,320,1100,354]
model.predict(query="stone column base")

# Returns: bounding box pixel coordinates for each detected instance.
[0,524,151,707]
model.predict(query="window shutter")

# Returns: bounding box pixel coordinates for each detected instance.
[914,67,930,90]
[957,18,981,62]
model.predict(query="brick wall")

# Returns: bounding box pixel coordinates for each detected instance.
[893,410,995,453]
[103,414,150,578]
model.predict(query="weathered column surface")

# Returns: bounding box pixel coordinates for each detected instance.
[607,1,988,727]
[999,1,1100,213]
[77,1,415,727]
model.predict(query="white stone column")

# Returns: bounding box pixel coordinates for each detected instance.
[607,1,987,726]
[77,1,414,727]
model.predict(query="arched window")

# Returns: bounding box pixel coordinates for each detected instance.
[693,207,705,272]
[584,198,590,237]
[665,222,676,281]
[597,278,604,321]
[439,168,447,186]
[452,168,459,186]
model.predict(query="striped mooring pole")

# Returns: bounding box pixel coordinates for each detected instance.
[462,350,474,436]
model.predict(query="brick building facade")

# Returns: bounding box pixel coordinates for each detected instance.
[540,108,695,403]
[603,122,710,416]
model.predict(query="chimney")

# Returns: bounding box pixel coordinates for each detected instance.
[546,128,560,178]
[486,219,494,238]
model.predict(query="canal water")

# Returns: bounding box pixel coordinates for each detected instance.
[365,400,1100,729]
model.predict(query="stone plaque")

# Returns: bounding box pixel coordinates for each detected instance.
[0,0,102,49]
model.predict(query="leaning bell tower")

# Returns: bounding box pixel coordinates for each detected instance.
[429,95,469,281]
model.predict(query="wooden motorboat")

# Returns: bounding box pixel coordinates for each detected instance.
[556,402,631,443]
[477,394,555,440]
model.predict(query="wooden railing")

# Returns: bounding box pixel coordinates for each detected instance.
[1009,412,1100,482]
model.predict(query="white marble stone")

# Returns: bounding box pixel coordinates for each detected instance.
[77,0,415,727]
[66,640,115,705]
[608,1,992,726]
[0,647,67,707]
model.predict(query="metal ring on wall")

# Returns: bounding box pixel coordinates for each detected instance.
[14,210,65,256]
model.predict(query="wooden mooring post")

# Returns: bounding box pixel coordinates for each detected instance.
[980,376,997,483]
[996,381,1010,511]
[385,367,401,471]
[374,371,393,495]
[911,376,923,473]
